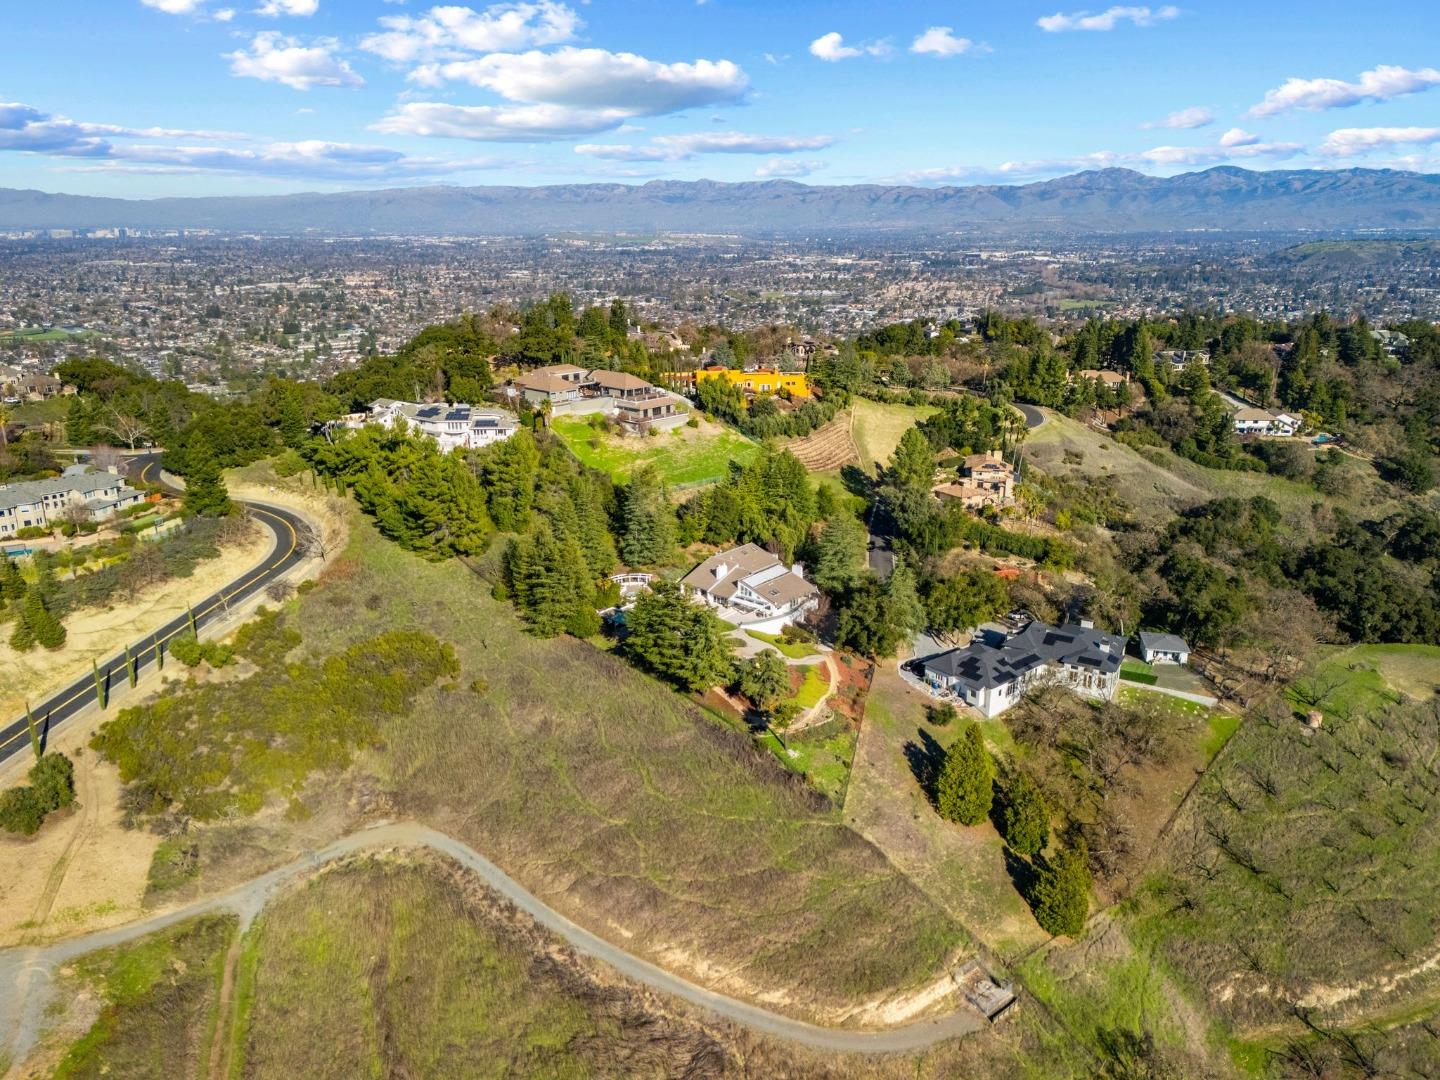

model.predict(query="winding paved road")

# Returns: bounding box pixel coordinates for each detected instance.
[0,822,986,1063]
[0,454,309,768]
[1015,403,1046,430]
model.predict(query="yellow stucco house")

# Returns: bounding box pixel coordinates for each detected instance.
[666,367,811,398]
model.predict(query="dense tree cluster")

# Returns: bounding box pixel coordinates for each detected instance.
[677,449,817,560]
[1138,496,1440,649]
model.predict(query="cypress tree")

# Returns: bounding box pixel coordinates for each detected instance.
[935,723,993,826]
[126,644,137,687]
[1030,842,1092,938]
[93,659,107,710]
[181,439,234,517]
[25,703,40,761]
[1001,769,1050,856]
[154,637,164,671]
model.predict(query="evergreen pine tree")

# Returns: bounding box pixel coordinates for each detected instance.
[935,723,993,826]
[479,428,540,531]
[619,466,675,567]
[1000,769,1050,856]
[889,426,936,492]
[810,515,867,594]
[1030,842,1092,937]
[181,439,234,517]
[0,556,25,603]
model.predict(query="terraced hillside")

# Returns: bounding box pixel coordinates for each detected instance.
[785,411,860,471]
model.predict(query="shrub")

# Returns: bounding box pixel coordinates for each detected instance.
[29,753,76,813]
[169,634,235,668]
[0,787,46,835]
[927,702,958,726]
[14,526,50,540]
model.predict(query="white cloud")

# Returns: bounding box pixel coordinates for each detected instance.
[1037,6,1180,32]
[0,100,491,181]
[1143,106,1213,130]
[1218,127,1259,147]
[140,0,205,13]
[809,31,890,62]
[257,0,319,15]
[1319,126,1440,157]
[374,101,632,141]
[1138,139,1302,166]
[215,7,235,18]
[226,32,364,90]
[1249,64,1440,118]
[411,47,748,115]
[911,27,976,58]
[575,131,833,161]
[756,158,826,178]
[361,1,582,64]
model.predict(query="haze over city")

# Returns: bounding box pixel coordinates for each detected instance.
[2,0,1439,196]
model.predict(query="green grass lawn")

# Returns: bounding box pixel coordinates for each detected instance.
[746,628,820,658]
[851,398,938,474]
[1120,659,1159,685]
[789,664,829,710]
[1,327,91,344]
[550,414,759,486]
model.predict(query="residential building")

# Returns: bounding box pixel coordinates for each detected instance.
[1156,350,1209,370]
[344,399,520,452]
[1077,368,1128,389]
[666,366,811,398]
[679,542,819,632]
[0,365,66,401]
[933,450,1016,511]
[0,471,144,537]
[920,620,1127,717]
[506,366,687,434]
[515,368,587,406]
[1138,631,1190,665]
[1233,407,1301,437]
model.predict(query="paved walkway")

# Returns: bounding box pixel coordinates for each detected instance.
[0,823,986,1065]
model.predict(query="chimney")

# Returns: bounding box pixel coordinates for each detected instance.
[1080,618,1095,629]
[713,562,729,581]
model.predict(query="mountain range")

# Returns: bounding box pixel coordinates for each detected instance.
[2,167,1438,237]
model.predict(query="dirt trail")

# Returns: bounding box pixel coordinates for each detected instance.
[0,822,986,1068]
[206,934,244,1080]
[21,758,101,940]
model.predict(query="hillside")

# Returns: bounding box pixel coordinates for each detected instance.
[2,167,1439,236]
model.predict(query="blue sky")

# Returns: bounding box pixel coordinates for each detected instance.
[2,0,1438,195]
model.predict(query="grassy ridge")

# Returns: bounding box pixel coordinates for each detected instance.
[288,511,967,1012]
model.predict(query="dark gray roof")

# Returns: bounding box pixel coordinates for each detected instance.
[1139,631,1189,654]
[923,621,1127,693]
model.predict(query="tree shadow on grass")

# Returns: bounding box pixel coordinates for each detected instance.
[1003,847,1039,907]
[902,728,947,805]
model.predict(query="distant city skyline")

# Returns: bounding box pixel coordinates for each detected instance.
[2,0,1438,196]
